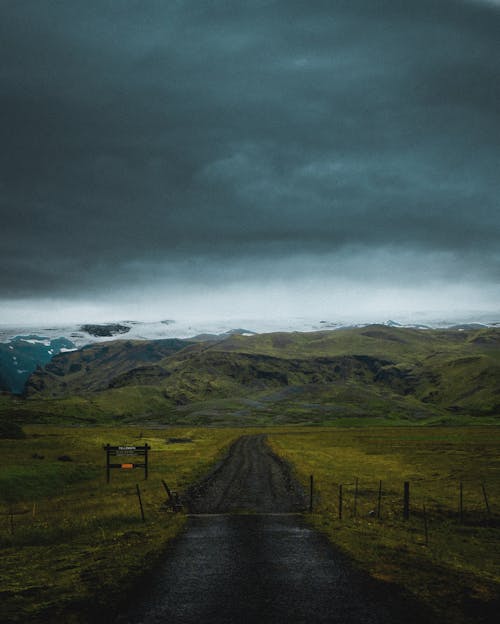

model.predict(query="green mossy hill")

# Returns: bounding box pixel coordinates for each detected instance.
[17,326,500,424]
[25,338,193,396]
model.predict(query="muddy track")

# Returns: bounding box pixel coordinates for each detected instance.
[185,434,307,514]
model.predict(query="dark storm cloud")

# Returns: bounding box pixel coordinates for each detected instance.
[0,0,499,298]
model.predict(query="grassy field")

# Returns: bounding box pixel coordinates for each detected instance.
[1,424,499,623]
[269,426,500,624]
[0,425,242,623]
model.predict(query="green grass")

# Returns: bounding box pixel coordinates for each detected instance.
[0,425,243,623]
[269,426,500,624]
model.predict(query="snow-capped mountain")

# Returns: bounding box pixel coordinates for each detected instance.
[1,314,499,347]
[0,315,498,395]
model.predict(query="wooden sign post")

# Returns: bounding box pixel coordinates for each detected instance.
[104,444,150,483]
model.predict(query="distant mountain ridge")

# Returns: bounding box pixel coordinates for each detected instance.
[1,317,499,348]
[0,326,256,394]
[1,317,499,397]
[10,325,500,425]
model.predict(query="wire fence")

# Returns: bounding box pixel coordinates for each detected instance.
[308,474,497,541]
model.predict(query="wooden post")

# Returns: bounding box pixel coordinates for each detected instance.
[403,481,410,520]
[423,504,428,546]
[162,479,173,502]
[377,480,382,519]
[353,477,358,518]
[144,444,150,480]
[9,506,14,534]
[338,484,343,520]
[481,482,491,519]
[309,475,314,513]
[32,502,36,518]
[105,444,111,483]
[459,481,464,524]
[136,484,145,522]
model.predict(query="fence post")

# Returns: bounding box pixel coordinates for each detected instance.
[377,480,382,519]
[144,444,150,480]
[309,475,314,513]
[136,484,145,522]
[423,504,428,546]
[459,481,463,524]
[481,482,491,520]
[353,477,358,518]
[162,479,173,501]
[105,444,111,483]
[338,484,343,520]
[403,481,410,520]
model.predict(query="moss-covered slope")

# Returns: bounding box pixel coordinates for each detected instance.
[9,326,500,424]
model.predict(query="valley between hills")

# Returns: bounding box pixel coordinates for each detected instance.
[2,324,499,426]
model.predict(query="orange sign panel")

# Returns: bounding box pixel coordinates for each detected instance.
[121,463,134,469]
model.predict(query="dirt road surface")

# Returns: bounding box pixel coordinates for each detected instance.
[114,435,428,624]
[186,434,307,514]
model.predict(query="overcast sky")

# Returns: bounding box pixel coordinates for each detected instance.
[1,0,499,324]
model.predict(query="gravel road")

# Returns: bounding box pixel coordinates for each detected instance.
[185,434,307,514]
[114,435,429,624]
